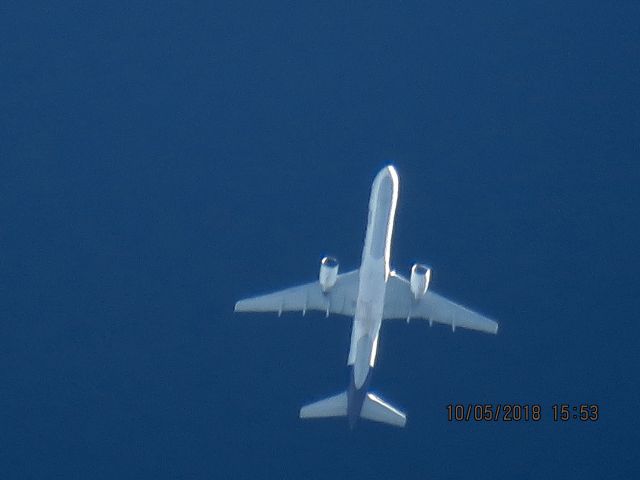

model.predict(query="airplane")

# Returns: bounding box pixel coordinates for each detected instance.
[234,165,498,428]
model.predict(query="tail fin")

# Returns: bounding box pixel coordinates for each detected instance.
[361,393,407,427]
[299,392,347,419]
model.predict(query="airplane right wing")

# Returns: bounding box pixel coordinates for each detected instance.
[383,272,498,334]
[234,269,359,317]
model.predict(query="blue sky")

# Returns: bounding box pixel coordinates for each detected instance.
[2,1,639,478]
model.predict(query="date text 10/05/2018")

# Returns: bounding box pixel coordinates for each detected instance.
[446,404,599,422]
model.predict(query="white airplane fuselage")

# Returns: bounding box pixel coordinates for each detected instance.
[346,166,399,427]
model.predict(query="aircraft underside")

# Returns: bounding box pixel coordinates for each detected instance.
[234,165,499,427]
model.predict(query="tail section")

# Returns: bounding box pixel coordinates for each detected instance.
[299,391,406,427]
[361,393,406,427]
[299,392,347,419]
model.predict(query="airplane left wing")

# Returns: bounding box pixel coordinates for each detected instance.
[383,272,498,334]
[234,269,359,317]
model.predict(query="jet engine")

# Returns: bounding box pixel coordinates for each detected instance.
[319,256,339,292]
[410,263,431,300]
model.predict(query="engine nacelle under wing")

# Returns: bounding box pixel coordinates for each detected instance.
[410,263,431,300]
[319,256,339,292]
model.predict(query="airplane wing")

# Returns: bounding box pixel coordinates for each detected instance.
[383,272,498,334]
[234,269,359,317]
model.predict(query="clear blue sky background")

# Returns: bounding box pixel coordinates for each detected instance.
[2,1,639,478]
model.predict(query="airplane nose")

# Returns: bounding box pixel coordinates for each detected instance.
[377,164,396,177]
[374,165,398,186]
[374,165,398,188]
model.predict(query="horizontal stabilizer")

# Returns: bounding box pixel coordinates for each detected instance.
[361,393,406,427]
[299,392,347,419]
